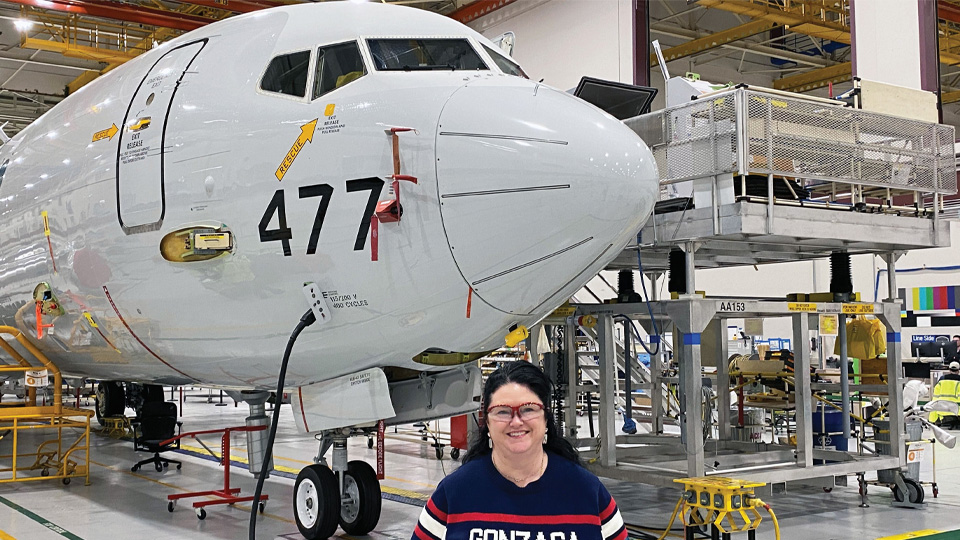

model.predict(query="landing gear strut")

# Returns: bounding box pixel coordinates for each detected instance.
[294,429,382,540]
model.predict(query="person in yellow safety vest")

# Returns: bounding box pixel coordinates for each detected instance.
[930,361,960,429]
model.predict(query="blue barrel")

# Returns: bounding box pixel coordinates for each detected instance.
[812,408,848,451]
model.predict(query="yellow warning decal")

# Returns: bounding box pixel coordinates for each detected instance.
[83,312,98,328]
[787,302,817,312]
[324,104,335,116]
[128,117,151,132]
[842,303,875,314]
[92,123,119,142]
[275,119,318,182]
[41,211,50,237]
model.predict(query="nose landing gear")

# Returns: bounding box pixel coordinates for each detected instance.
[293,430,382,540]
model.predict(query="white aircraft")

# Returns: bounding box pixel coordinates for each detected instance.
[0,2,657,538]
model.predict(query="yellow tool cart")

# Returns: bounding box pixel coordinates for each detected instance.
[0,326,92,486]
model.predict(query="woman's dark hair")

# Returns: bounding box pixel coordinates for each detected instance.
[461,361,581,465]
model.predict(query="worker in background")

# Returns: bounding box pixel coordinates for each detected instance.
[948,335,960,362]
[930,361,960,429]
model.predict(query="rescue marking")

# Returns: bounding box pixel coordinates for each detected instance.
[102,285,196,381]
[0,495,84,540]
[91,123,118,142]
[275,119,318,181]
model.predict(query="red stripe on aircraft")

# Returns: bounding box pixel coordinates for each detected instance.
[298,387,310,432]
[466,287,473,318]
[102,285,197,382]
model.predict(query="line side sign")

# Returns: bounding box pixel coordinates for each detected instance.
[92,123,119,142]
[276,119,318,181]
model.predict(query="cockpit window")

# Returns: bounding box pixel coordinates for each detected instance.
[482,44,528,79]
[314,41,367,99]
[261,50,310,97]
[367,39,488,71]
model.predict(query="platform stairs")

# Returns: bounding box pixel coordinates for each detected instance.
[568,297,679,429]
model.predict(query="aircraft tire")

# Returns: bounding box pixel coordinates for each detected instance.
[95,382,125,426]
[339,460,381,535]
[294,464,340,540]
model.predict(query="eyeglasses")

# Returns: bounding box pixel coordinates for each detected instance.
[486,402,545,422]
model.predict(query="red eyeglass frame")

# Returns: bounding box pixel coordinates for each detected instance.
[485,402,545,420]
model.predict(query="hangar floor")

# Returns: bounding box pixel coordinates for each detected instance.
[2,392,960,540]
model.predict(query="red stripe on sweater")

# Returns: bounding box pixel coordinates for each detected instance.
[599,497,617,521]
[427,498,448,522]
[414,524,435,540]
[609,527,627,540]
[447,513,601,525]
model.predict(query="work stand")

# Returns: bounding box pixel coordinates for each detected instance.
[163,425,268,520]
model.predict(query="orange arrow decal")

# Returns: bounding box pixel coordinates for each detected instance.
[275,119,318,181]
[92,123,119,142]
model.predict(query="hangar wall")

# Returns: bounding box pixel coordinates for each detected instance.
[468,0,633,90]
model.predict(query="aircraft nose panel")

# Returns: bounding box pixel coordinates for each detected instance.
[436,81,658,315]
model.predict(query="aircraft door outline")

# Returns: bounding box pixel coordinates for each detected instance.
[116,39,208,235]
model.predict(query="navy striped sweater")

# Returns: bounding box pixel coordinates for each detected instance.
[412,452,626,540]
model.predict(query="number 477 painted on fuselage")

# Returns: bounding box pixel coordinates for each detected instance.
[0,3,658,538]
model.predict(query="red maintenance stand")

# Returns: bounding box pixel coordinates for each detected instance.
[163,425,269,520]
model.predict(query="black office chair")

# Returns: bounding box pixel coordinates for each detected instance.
[131,401,182,472]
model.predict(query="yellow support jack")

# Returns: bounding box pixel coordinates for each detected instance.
[0,326,93,486]
[100,416,132,439]
[674,477,780,540]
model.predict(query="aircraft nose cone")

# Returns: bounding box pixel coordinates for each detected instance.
[436,80,658,315]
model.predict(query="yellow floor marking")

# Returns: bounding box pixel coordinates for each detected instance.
[876,531,943,540]
[0,528,16,540]
[88,459,294,523]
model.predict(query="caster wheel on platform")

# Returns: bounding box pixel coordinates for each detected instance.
[168,501,176,513]
[197,508,207,520]
[451,448,460,460]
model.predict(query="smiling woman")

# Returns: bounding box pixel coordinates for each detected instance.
[412,362,626,540]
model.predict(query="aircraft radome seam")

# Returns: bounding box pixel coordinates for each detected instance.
[437,132,568,145]
[440,184,570,198]
[471,236,594,286]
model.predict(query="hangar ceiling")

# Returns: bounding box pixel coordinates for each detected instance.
[0,0,957,137]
